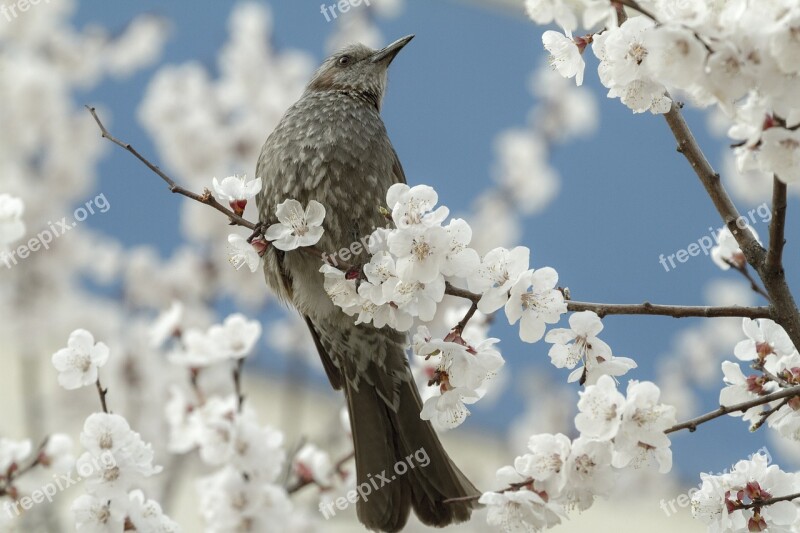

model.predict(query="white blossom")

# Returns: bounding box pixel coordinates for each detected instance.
[293,443,333,487]
[212,174,262,202]
[613,380,676,474]
[734,318,795,364]
[127,489,180,533]
[505,267,567,343]
[542,30,585,86]
[545,310,636,384]
[388,225,449,283]
[420,387,478,429]
[51,329,110,390]
[467,246,530,314]
[227,233,262,272]
[386,183,449,230]
[575,375,625,441]
[207,313,262,360]
[264,198,325,251]
[691,454,799,532]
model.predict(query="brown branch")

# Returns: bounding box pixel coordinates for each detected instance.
[729,263,770,301]
[445,283,480,303]
[740,491,800,511]
[663,104,765,263]
[566,301,770,319]
[662,102,800,351]
[612,0,657,21]
[95,377,109,414]
[444,478,533,505]
[453,301,479,333]
[233,358,245,413]
[665,383,800,434]
[86,106,258,233]
[766,176,787,275]
[753,361,793,389]
[445,283,768,318]
[750,397,789,431]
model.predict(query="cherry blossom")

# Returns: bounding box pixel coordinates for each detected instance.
[467,246,531,314]
[542,30,586,86]
[733,318,796,364]
[420,387,479,429]
[479,465,563,532]
[545,310,636,384]
[613,380,676,474]
[505,267,567,343]
[227,233,262,272]
[692,453,800,532]
[51,329,110,390]
[575,374,625,441]
[206,313,262,360]
[264,198,325,251]
[211,174,262,215]
[386,183,449,230]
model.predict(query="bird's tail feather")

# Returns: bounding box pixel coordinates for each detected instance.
[344,362,479,532]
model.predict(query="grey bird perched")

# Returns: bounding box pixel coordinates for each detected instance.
[256,36,479,531]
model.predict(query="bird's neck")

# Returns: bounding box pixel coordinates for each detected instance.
[305,86,382,111]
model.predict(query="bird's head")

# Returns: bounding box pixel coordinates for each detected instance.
[306,35,414,110]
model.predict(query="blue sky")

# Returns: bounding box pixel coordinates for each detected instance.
[72,1,791,481]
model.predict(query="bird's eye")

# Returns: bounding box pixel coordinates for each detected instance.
[337,55,351,66]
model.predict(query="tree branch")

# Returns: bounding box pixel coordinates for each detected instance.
[613,0,657,21]
[95,377,109,414]
[663,104,765,263]
[665,383,800,434]
[740,491,800,511]
[661,102,800,351]
[444,478,533,504]
[445,284,768,318]
[750,398,789,432]
[233,359,245,413]
[766,176,787,275]
[85,105,779,326]
[86,106,258,232]
[565,301,770,319]
[730,263,770,301]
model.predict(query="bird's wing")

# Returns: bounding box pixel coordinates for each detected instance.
[303,315,343,390]
[391,144,407,185]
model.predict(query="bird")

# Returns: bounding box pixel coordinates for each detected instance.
[255,35,479,532]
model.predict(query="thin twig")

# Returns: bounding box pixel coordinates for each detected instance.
[233,358,245,413]
[750,398,789,431]
[613,0,657,21]
[566,301,770,319]
[754,363,792,389]
[740,491,800,511]
[95,377,109,414]
[445,283,769,318]
[444,478,533,505]
[86,106,258,232]
[732,264,770,301]
[766,176,787,274]
[665,383,800,434]
[453,301,479,333]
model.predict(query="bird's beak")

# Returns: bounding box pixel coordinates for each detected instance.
[370,34,414,65]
